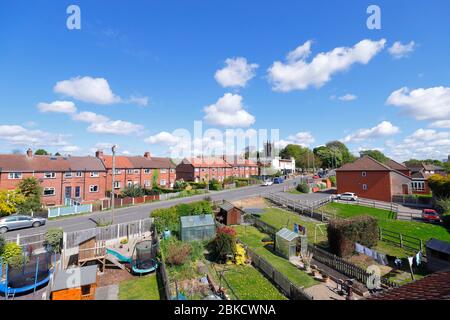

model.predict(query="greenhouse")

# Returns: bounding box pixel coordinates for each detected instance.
[275,228,299,259]
[180,214,216,242]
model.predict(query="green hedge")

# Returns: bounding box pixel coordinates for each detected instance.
[296,183,310,193]
[327,216,379,257]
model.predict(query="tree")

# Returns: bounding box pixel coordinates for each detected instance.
[54,152,62,156]
[211,226,237,262]
[326,141,356,164]
[314,146,343,169]
[34,149,49,155]
[0,190,26,216]
[17,177,42,214]
[360,150,389,164]
[280,144,320,170]
[428,174,450,199]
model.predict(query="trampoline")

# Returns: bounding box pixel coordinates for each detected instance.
[0,253,54,297]
[107,240,158,275]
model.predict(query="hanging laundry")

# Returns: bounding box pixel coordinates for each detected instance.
[394,258,403,268]
[355,243,365,254]
[407,256,414,268]
[375,252,388,266]
[415,251,422,266]
[364,247,374,258]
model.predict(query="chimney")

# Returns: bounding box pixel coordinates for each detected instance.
[95,150,104,159]
[144,152,151,159]
[26,148,33,158]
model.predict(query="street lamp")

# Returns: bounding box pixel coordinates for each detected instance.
[111,145,117,225]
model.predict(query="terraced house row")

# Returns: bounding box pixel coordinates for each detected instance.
[0,149,175,207]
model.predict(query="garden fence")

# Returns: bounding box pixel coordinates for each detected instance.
[392,195,432,207]
[308,245,398,288]
[245,247,313,300]
[5,232,46,249]
[332,198,399,214]
[48,204,92,218]
[379,228,424,254]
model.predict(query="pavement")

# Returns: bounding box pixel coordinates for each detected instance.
[4,176,306,239]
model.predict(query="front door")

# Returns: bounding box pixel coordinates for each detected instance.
[402,184,409,195]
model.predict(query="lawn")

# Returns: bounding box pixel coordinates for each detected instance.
[322,203,450,244]
[234,225,319,289]
[119,275,161,300]
[216,264,287,300]
[258,207,327,244]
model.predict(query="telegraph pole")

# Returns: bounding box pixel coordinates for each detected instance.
[111,145,117,225]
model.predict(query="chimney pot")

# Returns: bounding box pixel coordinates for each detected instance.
[95,150,104,159]
[144,152,151,159]
[26,148,33,158]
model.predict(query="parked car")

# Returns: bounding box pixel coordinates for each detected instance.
[335,192,358,201]
[261,180,274,186]
[313,175,320,179]
[273,177,284,184]
[0,215,47,234]
[421,209,441,223]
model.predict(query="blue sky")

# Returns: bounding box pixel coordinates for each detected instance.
[1,0,450,161]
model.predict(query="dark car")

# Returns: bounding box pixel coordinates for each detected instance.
[0,215,47,234]
[273,177,284,184]
[421,209,441,223]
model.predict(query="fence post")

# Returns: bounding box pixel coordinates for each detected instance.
[399,234,404,248]
[117,224,120,240]
[16,234,20,245]
[420,240,423,252]
[132,197,135,205]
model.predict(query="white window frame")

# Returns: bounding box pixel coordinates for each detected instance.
[114,181,121,189]
[127,181,133,187]
[8,172,22,180]
[43,187,56,196]
[362,171,367,177]
[160,179,167,186]
[144,180,151,187]
[195,168,200,173]
[114,169,122,175]
[90,171,99,178]
[362,184,368,190]
[134,169,140,174]
[127,169,133,174]
[160,169,168,174]
[89,185,99,193]
[64,172,73,178]
[144,169,151,174]
[44,172,56,179]
[76,172,83,177]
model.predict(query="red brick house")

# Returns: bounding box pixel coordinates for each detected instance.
[95,151,176,193]
[226,157,259,178]
[0,149,106,206]
[176,157,231,182]
[336,156,412,202]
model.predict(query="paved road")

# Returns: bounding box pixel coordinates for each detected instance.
[5,177,307,240]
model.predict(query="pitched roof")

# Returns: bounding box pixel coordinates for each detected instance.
[386,159,409,172]
[426,238,450,255]
[0,154,106,172]
[369,270,450,300]
[276,228,299,242]
[183,157,232,168]
[100,155,175,169]
[336,156,393,172]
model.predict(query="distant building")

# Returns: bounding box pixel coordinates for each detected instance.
[336,155,412,202]
[405,162,446,195]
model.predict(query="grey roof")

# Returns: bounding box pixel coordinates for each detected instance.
[219,201,235,211]
[276,228,299,242]
[180,214,215,228]
[52,265,98,292]
[245,208,265,215]
[427,238,450,255]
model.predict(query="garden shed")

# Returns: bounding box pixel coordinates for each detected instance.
[216,201,243,225]
[275,228,299,259]
[180,214,216,242]
[51,265,98,300]
[426,238,450,272]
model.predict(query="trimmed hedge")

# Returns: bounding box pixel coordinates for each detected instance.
[327,216,379,257]
[296,183,310,193]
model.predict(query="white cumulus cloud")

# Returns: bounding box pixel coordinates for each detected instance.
[37,101,77,114]
[72,111,143,135]
[203,93,255,128]
[388,41,416,59]
[387,86,450,120]
[342,121,400,143]
[145,131,182,145]
[268,39,386,92]
[338,94,358,101]
[215,57,258,88]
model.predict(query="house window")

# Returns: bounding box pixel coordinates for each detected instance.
[144,169,151,174]
[127,169,133,174]
[160,179,167,186]
[8,172,22,179]
[114,181,121,189]
[127,181,133,187]
[43,188,56,196]
[89,185,99,193]
[170,169,175,173]
[195,168,199,173]
[362,171,367,177]
[76,172,83,177]
[134,169,140,174]
[75,186,81,198]
[64,172,73,178]
[412,181,425,191]
[44,172,56,179]
[114,169,122,175]
[144,180,151,187]
[90,171,99,178]
[160,169,167,174]
[362,184,368,190]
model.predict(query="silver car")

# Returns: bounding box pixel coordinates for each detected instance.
[0,215,47,234]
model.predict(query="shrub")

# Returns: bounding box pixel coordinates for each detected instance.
[210,226,237,262]
[153,207,179,234]
[121,185,145,198]
[0,236,4,256]
[329,176,336,187]
[1,242,22,262]
[189,182,207,190]
[174,180,188,190]
[165,241,192,266]
[434,198,450,214]
[296,183,310,193]
[209,179,223,191]
[235,180,248,188]
[327,216,379,257]
[44,228,63,253]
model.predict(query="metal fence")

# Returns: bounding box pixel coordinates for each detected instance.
[308,245,398,288]
[64,218,153,249]
[245,247,313,300]
[48,204,92,218]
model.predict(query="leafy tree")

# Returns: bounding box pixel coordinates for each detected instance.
[360,150,389,164]
[280,144,320,169]
[34,149,49,155]
[428,174,450,199]
[0,236,5,257]
[326,141,356,164]
[0,190,26,216]
[17,177,42,214]
[44,228,63,253]
[1,242,22,264]
[314,146,343,168]
[210,226,237,262]
[54,152,62,156]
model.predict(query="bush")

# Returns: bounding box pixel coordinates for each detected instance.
[0,236,4,256]
[121,185,145,198]
[327,216,379,258]
[44,228,63,253]
[296,183,310,193]
[210,226,237,262]
[209,179,223,191]
[165,240,192,266]
[174,180,188,190]
[329,176,336,187]
[1,242,22,263]
[235,180,248,188]
[434,198,450,214]
[189,182,207,190]
[144,188,160,196]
